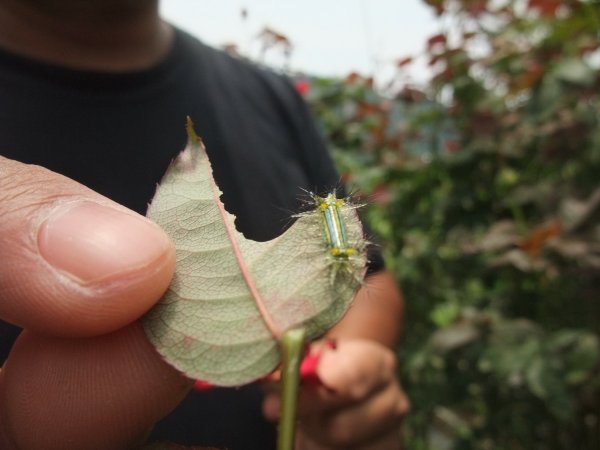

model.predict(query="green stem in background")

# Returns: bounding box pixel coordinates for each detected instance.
[277,328,307,450]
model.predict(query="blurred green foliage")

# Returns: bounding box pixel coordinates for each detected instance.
[299,0,600,448]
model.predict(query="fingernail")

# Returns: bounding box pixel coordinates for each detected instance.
[38,201,171,285]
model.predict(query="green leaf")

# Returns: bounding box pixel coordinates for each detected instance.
[550,331,600,385]
[143,122,366,386]
[525,356,573,421]
[552,57,596,86]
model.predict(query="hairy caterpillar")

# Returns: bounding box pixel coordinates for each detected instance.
[299,191,366,285]
[315,193,358,259]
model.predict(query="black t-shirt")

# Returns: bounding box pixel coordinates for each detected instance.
[0,28,381,449]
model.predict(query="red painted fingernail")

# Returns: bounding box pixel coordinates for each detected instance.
[298,342,337,393]
[300,352,322,387]
[193,379,214,391]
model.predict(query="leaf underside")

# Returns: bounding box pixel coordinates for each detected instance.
[143,125,366,386]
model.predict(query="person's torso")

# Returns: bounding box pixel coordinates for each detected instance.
[0,28,339,450]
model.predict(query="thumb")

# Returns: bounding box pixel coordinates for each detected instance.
[0,156,175,337]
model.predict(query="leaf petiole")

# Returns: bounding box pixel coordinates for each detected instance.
[277,328,307,450]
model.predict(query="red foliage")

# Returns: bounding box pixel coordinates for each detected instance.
[527,0,562,16]
[510,60,545,92]
[519,221,562,256]
[427,33,447,50]
[371,185,393,205]
[466,0,488,17]
[345,72,374,88]
[396,87,426,103]
[445,140,460,153]
[424,0,445,16]
[397,56,414,67]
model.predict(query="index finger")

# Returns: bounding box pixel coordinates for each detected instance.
[262,339,397,420]
[297,340,397,416]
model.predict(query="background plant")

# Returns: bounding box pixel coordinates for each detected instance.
[294,1,600,448]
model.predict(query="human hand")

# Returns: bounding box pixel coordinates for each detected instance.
[0,157,192,450]
[263,339,410,449]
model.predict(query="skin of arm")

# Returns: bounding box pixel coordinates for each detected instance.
[327,270,404,349]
